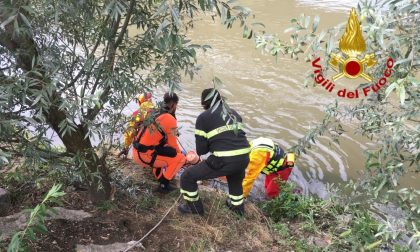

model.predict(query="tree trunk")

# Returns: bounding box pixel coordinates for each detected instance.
[45,104,112,203]
[0,8,111,204]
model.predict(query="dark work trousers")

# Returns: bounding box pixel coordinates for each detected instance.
[180,155,250,198]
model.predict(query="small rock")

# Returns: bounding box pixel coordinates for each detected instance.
[47,207,92,221]
[77,241,145,252]
[0,187,11,216]
[313,237,329,248]
[0,211,28,241]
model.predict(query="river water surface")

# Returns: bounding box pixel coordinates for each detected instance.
[126,0,418,199]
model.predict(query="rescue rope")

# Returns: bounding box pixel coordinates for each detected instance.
[177,139,187,153]
[121,194,182,252]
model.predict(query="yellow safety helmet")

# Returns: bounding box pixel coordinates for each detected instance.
[137,92,152,105]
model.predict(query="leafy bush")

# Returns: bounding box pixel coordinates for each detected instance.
[0,0,259,202]
[260,182,389,250]
[96,200,116,212]
[255,0,419,247]
[337,210,381,250]
[261,182,328,222]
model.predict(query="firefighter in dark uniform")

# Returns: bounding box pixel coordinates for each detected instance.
[178,88,250,216]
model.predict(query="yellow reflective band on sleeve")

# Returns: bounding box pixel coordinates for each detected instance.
[213,147,251,157]
[195,123,244,139]
[206,123,244,139]
[194,129,207,138]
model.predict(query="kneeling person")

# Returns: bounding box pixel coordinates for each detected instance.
[178,89,250,216]
[119,92,154,157]
[132,92,186,193]
[242,137,295,199]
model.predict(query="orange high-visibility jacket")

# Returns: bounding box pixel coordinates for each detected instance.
[123,100,154,148]
[138,112,181,153]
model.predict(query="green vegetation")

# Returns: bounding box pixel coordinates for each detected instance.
[135,191,160,211]
[261,181,336,222]
[261,182,406,251]
[0,0,256,203]
[96,200,116,212]
[272,222,290,238]
[253,0,419,248]
[7,184,65,252]
[0,0,418,250]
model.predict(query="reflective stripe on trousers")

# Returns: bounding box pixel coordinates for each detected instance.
[180,189,199,202]
[229,194,244,206]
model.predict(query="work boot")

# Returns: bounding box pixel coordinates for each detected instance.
[156,182,176,194]
[156,176,177,194]
[178,199,204,216]
[226,199,245,216]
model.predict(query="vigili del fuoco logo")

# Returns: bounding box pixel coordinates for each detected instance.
[311,8,394,99]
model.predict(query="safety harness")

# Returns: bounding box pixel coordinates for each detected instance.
[132,112,169,168]
[250,138,295,175]
[263,145,287,174]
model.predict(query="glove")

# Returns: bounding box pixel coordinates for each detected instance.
[117,148,129,158]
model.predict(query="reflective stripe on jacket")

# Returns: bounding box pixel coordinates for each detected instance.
[194,105,250,160]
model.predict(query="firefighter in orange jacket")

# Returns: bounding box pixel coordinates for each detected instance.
[119,92,154,157]
[242,137,295,199]
[132,92,188,193]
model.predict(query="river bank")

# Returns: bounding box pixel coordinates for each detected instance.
[1,152,411,251]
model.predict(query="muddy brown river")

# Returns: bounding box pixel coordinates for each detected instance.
[125,0,418,199]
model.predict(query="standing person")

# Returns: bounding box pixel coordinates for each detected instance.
[242,137,295,199]
[132,92,187,193]
[178,88,250,216]
[118,92,154,157]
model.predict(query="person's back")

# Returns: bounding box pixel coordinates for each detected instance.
[242,137,295,199]
[132,92,186,193]
[179,88,250,216]
[195,105,249,161]
[138,109,180,154]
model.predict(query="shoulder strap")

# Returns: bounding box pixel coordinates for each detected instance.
[133,112,168,147]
